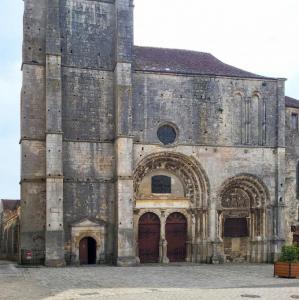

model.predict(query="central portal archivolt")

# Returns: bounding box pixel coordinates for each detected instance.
[133,152,210,207]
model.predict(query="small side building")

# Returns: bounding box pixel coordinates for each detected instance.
[0,200,20,261]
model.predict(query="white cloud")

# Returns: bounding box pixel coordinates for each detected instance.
[0,61,21,198]
[0,135,20,199]
[0,61,21,134]
[0,0,299,198]
[134,0,299,98]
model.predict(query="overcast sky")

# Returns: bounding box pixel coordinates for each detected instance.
[0,0,298,199]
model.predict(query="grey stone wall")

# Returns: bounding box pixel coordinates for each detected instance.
[132,73,279,147]
[20,0,118,264]
[63,141,115,262]
[62,68,114,141]
[285,106,299,242]
[23,0,47,65]
[60,0,116,70]
[20,0,48,264]
[134,144,277,204]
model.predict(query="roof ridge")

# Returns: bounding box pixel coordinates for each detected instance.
[134,45,212,56]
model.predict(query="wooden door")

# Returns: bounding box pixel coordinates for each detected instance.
[138,213,160,263]
[79,237,88,264]
[166,213,187,262]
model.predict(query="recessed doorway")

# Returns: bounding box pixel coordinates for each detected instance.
[138,213,160,263]
[79,237,97,265]
[166,212,187,262]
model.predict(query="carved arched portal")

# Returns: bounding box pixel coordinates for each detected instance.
[218,174,270,263]
[134,152,210,263]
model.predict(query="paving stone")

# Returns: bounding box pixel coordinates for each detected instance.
[1,262,299,299]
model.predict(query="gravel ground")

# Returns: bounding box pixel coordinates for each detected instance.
[0,261,299,300]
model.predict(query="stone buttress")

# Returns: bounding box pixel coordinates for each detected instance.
[45,0,65,267]
[114,0,137,266]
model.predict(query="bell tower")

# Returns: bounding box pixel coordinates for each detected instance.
[20,0,136,266]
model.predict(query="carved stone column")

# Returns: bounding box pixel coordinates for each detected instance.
[217,210,223,241]
[193,209,201,263]
[249,210,255,262]
[135,241,140,264]
[134,211,140,264]
[186,241,192,262]
[189,210,196,262]
[246,216,251,261]
[160,212,169,264]
[199,208,209,263]
[185,211,194,262]
[209,201,217,242]
[209,200,222,263]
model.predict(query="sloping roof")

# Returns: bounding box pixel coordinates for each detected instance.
[133,46,273,79]
[1,200,20,211]
[286,96,299,109]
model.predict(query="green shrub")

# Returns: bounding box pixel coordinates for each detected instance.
[279,245,299,263]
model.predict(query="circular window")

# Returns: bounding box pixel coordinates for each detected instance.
[157,124,177,145]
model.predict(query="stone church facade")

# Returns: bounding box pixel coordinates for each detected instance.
[20,0,299,266]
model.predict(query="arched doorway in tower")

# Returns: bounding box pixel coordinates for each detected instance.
[166,213,187,262]
[138,213,160,263]
[79,237,97,265]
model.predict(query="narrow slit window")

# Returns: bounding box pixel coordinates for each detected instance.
[297,162,299,199]
[291,113,298,131]
[152,175,171,194]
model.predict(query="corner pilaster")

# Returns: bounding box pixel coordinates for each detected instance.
[114,137,137,266]
[271,79,286,261]
[114,0,137,266]
[45,0,65,267]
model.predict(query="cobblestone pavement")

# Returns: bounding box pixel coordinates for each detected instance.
[1,261,299,300]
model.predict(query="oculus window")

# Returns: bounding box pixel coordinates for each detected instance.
[152,175,171,194]
[157,125,177,145]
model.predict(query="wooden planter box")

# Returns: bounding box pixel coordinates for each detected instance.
[274,262,299,278]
